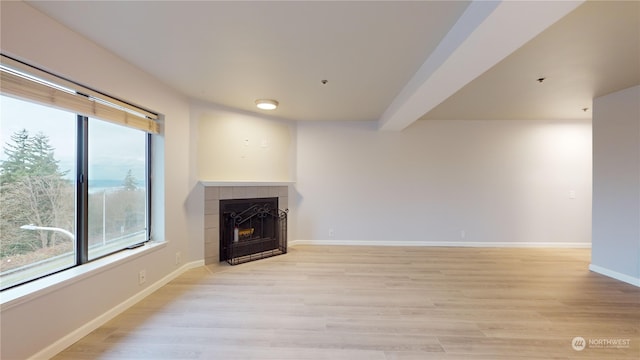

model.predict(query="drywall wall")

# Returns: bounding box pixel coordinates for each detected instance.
[295,119,592,245]
[0,2,194,359]
[194,105,295,182]
[591,85,640,286]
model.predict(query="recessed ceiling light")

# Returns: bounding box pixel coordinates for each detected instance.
[255,99,278,110]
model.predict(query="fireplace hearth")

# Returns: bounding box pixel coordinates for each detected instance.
[220,197,287,265]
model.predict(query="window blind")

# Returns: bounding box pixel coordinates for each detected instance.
[0,54,159,134]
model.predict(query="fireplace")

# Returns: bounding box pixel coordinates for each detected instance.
[202,183,290,266]
[219,197,287,265]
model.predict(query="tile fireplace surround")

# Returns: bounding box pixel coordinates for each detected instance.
[202,182,291,265]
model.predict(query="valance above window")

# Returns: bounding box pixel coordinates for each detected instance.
[0,54,159,134]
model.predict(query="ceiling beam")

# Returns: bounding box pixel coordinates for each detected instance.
[378,0,584,132]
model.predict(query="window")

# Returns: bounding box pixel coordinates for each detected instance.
[0,97,77,288]
[88,118,149,261]
[0,54,158,290]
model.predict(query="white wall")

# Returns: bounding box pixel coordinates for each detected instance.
[295,119,592,245]
[194,104,296,182]
[1,3,194,359]
[591,85,640,286]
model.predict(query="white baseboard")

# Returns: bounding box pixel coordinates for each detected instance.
[29,260,205,360]
[589,264,640,287]
[289,239,591,248]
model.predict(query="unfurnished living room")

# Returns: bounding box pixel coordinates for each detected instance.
[0,1,638,359]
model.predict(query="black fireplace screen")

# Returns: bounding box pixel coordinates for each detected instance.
[220,197,287,265]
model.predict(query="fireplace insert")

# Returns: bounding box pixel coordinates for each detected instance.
[219,197,287,265]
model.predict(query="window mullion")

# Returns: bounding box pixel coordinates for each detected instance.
[146,133,152,242]
[76,115,89,264]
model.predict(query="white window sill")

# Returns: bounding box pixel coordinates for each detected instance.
[0,241,166,310]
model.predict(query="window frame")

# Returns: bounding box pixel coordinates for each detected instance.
[0,56,157,291]
[83,115,152,262]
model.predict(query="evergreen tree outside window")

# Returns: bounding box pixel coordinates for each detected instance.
[87,118,147,261]
[0,97,76,288]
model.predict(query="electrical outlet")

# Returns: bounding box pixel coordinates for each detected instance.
[175,252,181,265]
[138,269,146,285]
[329,228,335,238]
[460,230,466,239]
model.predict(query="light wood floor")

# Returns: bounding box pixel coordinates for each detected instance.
[53,246,639,359]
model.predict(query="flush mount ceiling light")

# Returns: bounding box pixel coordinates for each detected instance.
[255,99,278,110]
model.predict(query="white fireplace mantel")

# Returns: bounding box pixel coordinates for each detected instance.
[200,181,294,187]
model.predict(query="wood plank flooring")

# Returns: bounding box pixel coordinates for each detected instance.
[53,246,640,359]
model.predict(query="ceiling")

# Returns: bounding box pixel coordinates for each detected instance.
[421,0,640,121]
[26,1,640,130]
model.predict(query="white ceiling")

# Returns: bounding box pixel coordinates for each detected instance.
[26,1,640,129]
[421,0,640,121]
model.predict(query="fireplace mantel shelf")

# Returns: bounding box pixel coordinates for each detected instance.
[200,181,294,187]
